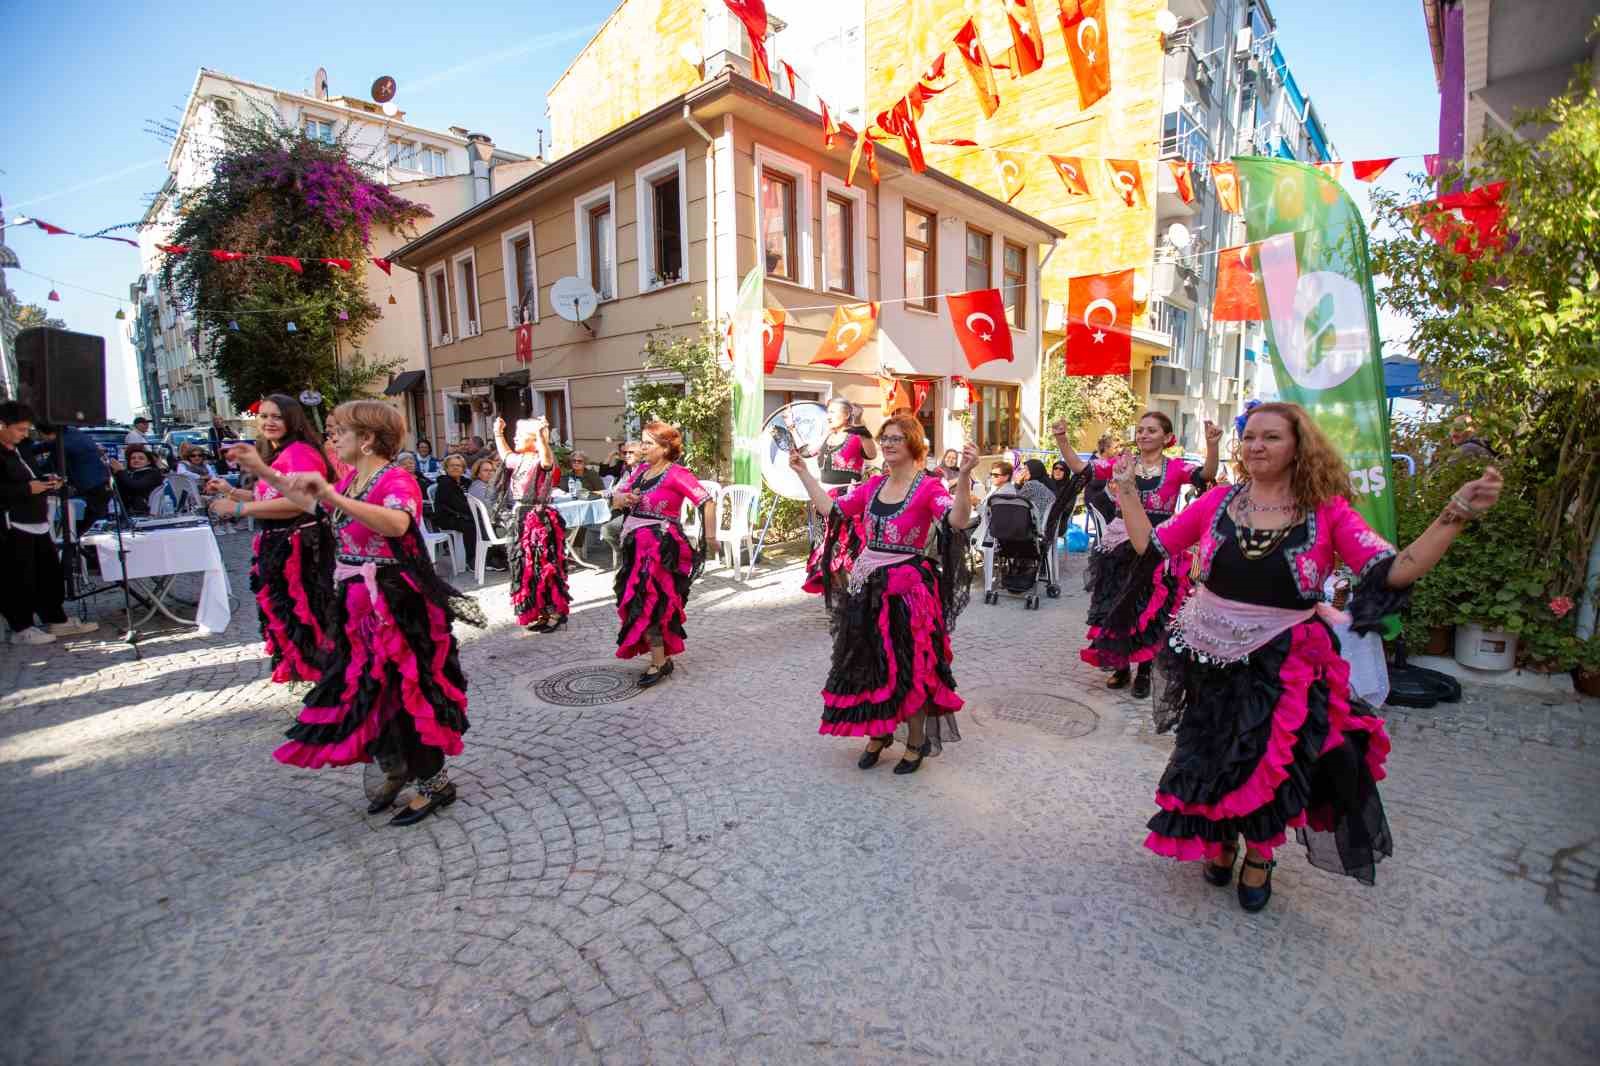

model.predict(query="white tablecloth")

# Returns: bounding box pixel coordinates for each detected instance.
[1324,577,1389,706]
[553,497,611,528]
[84,525,231,635]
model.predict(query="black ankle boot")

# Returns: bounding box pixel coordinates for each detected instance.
[1131,663,1152,699]
[391,782,457,827]
[893,740,931,775]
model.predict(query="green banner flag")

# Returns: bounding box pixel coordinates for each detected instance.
[1236,156,1397,545]
[730,267,765,489]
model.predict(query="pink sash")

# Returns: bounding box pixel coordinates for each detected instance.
[1172,585,1349,664]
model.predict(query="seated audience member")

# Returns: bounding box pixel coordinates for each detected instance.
[568,451,605,493]
[176,445,215,479]
[430,453,480,561]
[468,457,500,507]
[414,438,442,479]
[111,445,165,515]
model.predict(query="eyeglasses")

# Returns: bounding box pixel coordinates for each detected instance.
[990,471,1009,478]
[879,435,907,445]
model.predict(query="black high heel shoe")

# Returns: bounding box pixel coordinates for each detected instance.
[533,615,568,634]
[368,776,406,815]
[1237,857,1276,912]
[638,659,675,688]
[1131,664,1152,699]
[893,740,931,775]
[391,782,457,827]
[857,736,892,770]
[1106,669,1131,690]
[1203,846,1238,887]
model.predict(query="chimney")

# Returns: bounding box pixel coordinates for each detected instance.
[467,133,494,205]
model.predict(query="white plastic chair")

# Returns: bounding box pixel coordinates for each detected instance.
[419,514,464,575]
[467,494,512,585]
[426,482,438,510]
[698,480,722,502]
[718,484,759,573]
[602,475,615,490]
[680,497,702,542]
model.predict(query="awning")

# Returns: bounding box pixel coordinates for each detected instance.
[1383,356,1453,402]
[384,370,426,396]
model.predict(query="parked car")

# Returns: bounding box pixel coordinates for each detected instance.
[163,427,211,450]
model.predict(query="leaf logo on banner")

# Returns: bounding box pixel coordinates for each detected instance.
[993,151,1027,203]
[1059,0,1111,107]
[1048,155,1092,197]
[1212,162,1242,214]
[814,302,879,367]
[954,18,1001,118]
[1105,159,1144,206]
[945,288,1015,369]
[1254,232,1369,391]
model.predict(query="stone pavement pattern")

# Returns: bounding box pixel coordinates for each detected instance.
[1,532,1597,1065]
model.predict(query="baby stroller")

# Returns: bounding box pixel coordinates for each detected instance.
[980,493,1059,610]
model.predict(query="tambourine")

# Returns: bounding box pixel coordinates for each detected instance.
[760,401,830,501]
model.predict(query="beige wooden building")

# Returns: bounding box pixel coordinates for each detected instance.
[391,71,1061,464]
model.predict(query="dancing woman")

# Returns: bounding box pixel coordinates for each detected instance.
[610,422,718,687]
[802,397,878,595]
[1054,411,1221,697]
[789,414,976,776]
[234,401,484,826]
[494,415,570,633]
[1109,402,1501,911]
[207,394,335,683]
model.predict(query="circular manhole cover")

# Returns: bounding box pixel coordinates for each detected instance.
[975,691,1100,739]
[531,664,643,707]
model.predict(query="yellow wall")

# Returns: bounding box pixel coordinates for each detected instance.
[546,0,704,158]
[862,0,1161,317]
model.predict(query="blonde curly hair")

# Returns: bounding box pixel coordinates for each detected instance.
[1233,402,1352,508]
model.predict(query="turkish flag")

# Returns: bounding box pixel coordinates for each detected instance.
[993,151,1027,203]
[779,60,799,100]
[911,380,932,412]
[847,126,879,187]
[724,0,773,89]
[1416,181,1507,260]
[814,302,878,367]
[156,244,190,255]
[761,307,786,374]
[321,258,353,271]
[1006,0,1046,76]
[33,220,71,236]
[1211,162,1242,214]
[1067,269,1133,376]
[879,376,912,415]
[1105,159,1144,206]
[514,322,533,363]
[1212,243,1263,322]
[1059,0,1111,107]
[1351,157,1397,182]
[210,250,246,263]
[954,18,1001,118]
[1167,159,1195,204]
[371,257,393,274]
[821,100,840,149]
[266,255,303,274]
[1048,155,1092,197]
[876,95,926,173]
[946,289,1015,370]
[1314,161,1343,180]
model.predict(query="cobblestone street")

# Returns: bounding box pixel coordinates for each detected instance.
[2,534,1597,1065]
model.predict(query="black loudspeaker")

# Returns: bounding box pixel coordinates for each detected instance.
[14,327,108,426]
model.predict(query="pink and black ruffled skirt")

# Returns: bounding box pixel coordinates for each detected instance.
[614,521,699,659]
[509,503,570,625]
[819,556,962,752]
[802,485,866,596]
[1144,620,1393,883]
[1080,542,1187,672]
[251,516,336,684]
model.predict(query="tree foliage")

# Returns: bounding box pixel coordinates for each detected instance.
[13,302,67,331]
[158,107,429,407]
[1370,62,1600,599]
[625,314,733,478]
[1041,354,1140,445]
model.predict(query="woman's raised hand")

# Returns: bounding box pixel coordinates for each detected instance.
[1051,418,1070,439]
[1452,465,1504,518]
[227,444,268,477]
[281,472,330,507]
[958,442,981,474]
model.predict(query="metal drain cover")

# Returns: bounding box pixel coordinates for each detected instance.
[976,691,1100,739]
[531,664,643,707]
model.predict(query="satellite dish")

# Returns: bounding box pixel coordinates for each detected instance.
[371,75,397,104]
[760,401,830,501]
[1166,222,1193,249]
[313,67,329,100]
[1155,10,1180,36]
[381,102,399,118]
[551,276,599,323]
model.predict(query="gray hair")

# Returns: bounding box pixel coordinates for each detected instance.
[571,451,588,463]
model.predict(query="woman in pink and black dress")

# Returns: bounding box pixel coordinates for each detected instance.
[790,413,976,776]
[1109,402,1502,911]
[234,401,484,827]
[802,398,877,596]
[1053,411,1221,698]
[493,415,570,633]
[610,422,718,687]
[206,393,335,684]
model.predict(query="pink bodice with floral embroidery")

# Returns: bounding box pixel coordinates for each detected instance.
[1092,455,1198,521]
[255,441,325,502]
[331,465,419,562]
[619,463,711,523]
[837,472,954,554]
[819,431,869,481]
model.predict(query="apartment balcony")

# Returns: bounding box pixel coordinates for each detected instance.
[1149,364,1189,397]
[1163,39,1214,98]
[1152,254,1200,305]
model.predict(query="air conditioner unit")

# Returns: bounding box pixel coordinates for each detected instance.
[464,321,481,338]
[1234,27,1253,54]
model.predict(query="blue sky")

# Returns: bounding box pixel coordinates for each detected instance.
[1,0,1439,420]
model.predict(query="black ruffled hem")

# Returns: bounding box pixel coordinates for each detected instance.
[251,517,335,676]
[1349,553,1410,635]
[509,504,570,619]
[613,522,695,654]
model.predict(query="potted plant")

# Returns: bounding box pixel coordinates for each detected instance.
[1574,637,1600,699]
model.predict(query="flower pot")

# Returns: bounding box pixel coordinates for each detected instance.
[1575,667,1600,699]
[1422,625,1453,656]
[1454,622,1518,672]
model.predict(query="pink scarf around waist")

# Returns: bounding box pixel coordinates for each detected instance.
[1172,584,1349,664]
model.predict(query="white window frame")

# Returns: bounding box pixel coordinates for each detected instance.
[501,222,539,329]
[574,182,619,303]
[303,116,335,144]
[388,137,418,171]
[419,145,447,177]
[425,263,452,346]
[964,224,997,293]
[634,149,691,293]
[819,173,867,298]
[753,144,814,290]
[531,379,573,447]
[452,250,481,338]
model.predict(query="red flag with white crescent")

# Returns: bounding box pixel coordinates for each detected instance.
[945,288,1015,370]
[1006,0,1046,76]
[1166,159,1195,204]
[993,151,1027,203]
[1414,181,1508,260]
[371,257,393,274]
[1105,159,1145,206]
[821,101,839,149]
[1211,162,1242,214]
[210,250,246,263]
[761,307,785,374]
[514,322,533,363]
[875,95,926,172]
[879,376,912,416]
[1212,243,1263,322]
[846,126,879,187]
[1048,155,1091,197]
[266,255,303,274]
[1059,0,1111,107]
[1067,269,1133,376]
[1351,158,1397,182]
[724,0,773,89]
[814,302,878,367]
[954,18,1001,118]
